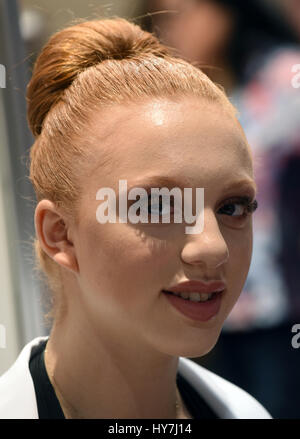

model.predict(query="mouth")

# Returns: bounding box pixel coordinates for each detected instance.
[162,290,220,302]
[162,289,224,322]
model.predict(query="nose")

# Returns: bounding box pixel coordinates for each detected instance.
[180,208,229,269]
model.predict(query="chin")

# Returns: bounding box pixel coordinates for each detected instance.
[161,331,221,359]
[180,340,218,359]
[184,340,218,359]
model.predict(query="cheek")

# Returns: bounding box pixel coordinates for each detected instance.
[76,222,176,307]
[225,225,253,290]
[218,225,253,321]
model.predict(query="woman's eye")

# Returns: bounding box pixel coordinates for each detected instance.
[146,195,258,220]
[218,197,258,219]
[147,195,174,216]
[133,195,258,225]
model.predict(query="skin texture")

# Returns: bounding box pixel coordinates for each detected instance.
[35,96,257,418]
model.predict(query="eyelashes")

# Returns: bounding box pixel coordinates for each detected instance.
[218,196,258,218]
[247,199,258,213]
[145,194,258,219]
[123,192,259,227]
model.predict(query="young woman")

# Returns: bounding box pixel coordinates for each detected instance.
[0,17,272,419]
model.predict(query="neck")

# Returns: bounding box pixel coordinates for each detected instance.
[44,311,187,419]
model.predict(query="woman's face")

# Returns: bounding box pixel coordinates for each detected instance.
[149,0,235,64]
[70,96,256,358]
[283,0,300,39]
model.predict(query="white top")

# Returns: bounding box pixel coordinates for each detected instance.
[0,336,272,419]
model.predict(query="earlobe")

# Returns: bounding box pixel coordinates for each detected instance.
[34,199,79,275]
[53,248,79,274]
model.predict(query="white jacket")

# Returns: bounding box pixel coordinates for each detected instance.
[0,336,272,419]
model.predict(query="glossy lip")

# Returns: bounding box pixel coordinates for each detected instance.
[163,289,224,322]
[163,280,226,295]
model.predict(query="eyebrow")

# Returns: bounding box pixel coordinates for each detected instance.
[126,175,193,192]
[222,179,257,193]
[126,175,257,194]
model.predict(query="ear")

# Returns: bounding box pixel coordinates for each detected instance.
[34,199,79,274]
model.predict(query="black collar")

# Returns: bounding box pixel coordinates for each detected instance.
[29,339,218,419]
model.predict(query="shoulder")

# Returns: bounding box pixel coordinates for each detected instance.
[0,336,48,419]
[178,357,272,419]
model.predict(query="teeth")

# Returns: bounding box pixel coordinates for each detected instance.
[171,291,216,302]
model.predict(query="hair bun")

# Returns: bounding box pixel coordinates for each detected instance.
[27,17,170,137]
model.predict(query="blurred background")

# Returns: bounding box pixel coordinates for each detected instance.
[0,0,299,418]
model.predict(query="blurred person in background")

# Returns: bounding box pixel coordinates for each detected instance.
[142,0,300,418]
[281,0,300,41]
[144,0,297,91]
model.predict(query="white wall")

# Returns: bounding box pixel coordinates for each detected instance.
[0,93,22,375]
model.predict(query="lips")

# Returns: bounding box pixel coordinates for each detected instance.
[163,280,226,295]
[163,285,224,321]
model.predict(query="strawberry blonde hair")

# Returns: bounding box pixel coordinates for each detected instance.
[27,17,237,321]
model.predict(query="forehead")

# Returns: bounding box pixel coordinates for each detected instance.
[87,97,253,185]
